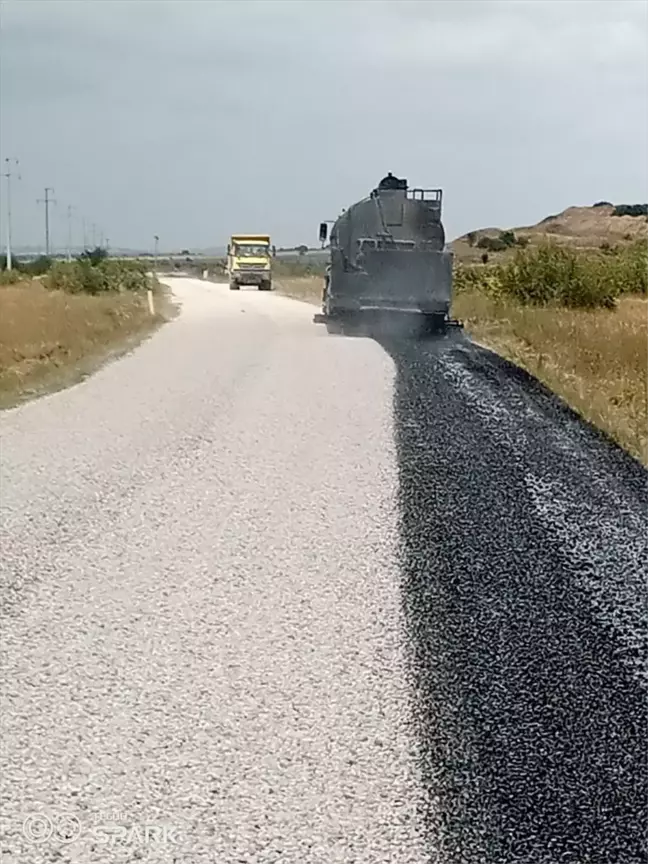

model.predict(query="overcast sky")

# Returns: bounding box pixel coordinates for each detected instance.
[1,0,646,252]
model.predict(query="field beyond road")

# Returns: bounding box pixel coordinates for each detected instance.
[0,277,174,409]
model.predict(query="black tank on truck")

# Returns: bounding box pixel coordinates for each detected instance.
[318,173,457,328]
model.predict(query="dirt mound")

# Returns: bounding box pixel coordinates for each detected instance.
[520,205,647,244]
[453,203,648,261]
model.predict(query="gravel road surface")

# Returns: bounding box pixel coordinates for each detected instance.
[1,277,646,864]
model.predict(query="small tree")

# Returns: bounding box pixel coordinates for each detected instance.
[478,236,507,252]
[23,255,53,275]
[78,246,107,266]
[466,231,476,247]
[498,230,517,248]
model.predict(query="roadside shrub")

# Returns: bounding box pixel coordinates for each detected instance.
[454,240,647,309]
[0,269,25,285]
[45,259,151,295]
[499,244,606,308]
[112,260,151,292]
[612,240,648,297]
[499,230,517,247]
[20,256,53,276]
[1,254,56,282]
[476,231,527,253]
[453,262,504,299]
[78,246,109,266]
[477,236,508,252]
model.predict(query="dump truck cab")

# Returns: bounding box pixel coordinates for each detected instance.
[227,234,273,291]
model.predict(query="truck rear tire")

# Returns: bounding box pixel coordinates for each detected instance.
[259,280,272,291]
[229,280,239,291]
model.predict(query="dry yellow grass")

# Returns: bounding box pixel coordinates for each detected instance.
[273,275,323,304]
[0,280,175,408]
[453,291,648,465]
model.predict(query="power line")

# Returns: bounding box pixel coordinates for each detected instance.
[37,187,56,256]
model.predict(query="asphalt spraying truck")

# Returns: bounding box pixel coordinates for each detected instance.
[318,173,457,327]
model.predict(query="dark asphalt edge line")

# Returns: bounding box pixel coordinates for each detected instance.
[459,338,648,480]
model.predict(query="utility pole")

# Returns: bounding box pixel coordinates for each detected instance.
[154,234,159,271]
[2,158,20,270]
[66,205,75,262]
[37,187,56,256]
[82,217,88,250]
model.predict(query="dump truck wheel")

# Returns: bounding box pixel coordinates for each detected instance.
[259,280,272,291]
[229,281,239,291]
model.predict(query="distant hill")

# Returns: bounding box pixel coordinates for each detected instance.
[451,203,648,262]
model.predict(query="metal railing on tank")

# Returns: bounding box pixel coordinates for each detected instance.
[406,188,442,203]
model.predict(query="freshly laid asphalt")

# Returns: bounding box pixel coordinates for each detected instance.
[1,278,646,863]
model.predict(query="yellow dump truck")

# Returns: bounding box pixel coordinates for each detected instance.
[227,234,273,291]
